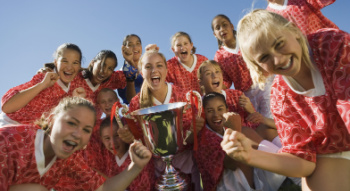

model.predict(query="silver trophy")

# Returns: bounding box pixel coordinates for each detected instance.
[131,102,189,191]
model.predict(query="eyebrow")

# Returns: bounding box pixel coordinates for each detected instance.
[272,36,283,47]
[71,117,93,129]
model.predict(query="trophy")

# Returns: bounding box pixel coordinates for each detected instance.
[131,102,189,191]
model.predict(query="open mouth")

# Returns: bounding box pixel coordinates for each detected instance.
[151,76,160,84]
[212,81,220,88]
[63,140,78,153]
[213,119,223,126]
[63,71,74,79]
[279,57,293,70]
[180,51,188,56]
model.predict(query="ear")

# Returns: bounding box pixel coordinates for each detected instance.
[230,23,234,30]
[171,47,175,53]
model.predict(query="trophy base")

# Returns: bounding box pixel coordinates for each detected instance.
[155,155,189,191]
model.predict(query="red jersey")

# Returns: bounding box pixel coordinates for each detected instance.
[166,54,208,93]
[271,29,350,162]
[266,0,338,35]
[1,73,71,124]
[0,125,105,191]
[214,47,253,91]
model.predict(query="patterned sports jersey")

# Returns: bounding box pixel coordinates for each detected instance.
[223,89,259,129]
[271,29,350,162]
[1,73,71,124]
[166,54,208,93]
[266,0,338,35]
[194,125,225,191]
[214,48,253,91]
[72,71,126,119]
[0,125,105,191]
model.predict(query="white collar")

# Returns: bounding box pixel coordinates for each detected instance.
[221,89,227,100]
[35,129,57,177]
[223,45,239,54]
[283,65,325,97]
[56,79,70,93]
[84,76,100,92]
[178,54,197,73]
[205,124,225,138]
[153,83,172,105]
[115,150,129,167]
[268,0,288,10]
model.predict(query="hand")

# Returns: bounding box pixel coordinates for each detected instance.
[223,112,242,132]
[121,45,136,67]
[145,44,159,52]
[192,116,205,133]
[221,128,252,164]
[246,112,264,124]
[72,87,87,98]
[36,63,55,74]
[40,72,59,89]
[239,94,255,114]
[117,124,135,144]
[129,141,152,169]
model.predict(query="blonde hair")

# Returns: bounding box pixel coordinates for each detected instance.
[237,9,313,89]
[138,50,168,108]
[35,97,96,133]
[171,31,196,54]
[197,60,223,94]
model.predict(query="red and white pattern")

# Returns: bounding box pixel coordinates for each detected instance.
[166,54,208,93]
[214,48,253,92]
[194,126,225,191]
[271,29,350,162]
[1,73,70,124]
[223,89,259,129]
[266,0,338,35]
[0,125,105,191]
[71,71,126,119]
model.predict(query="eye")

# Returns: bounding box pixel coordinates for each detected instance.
[205,72,211,76]
[83,128,91,134]
[259,54,269,63]
[157,64,163,68]
[67,121,77,126]
[275,40,284,49]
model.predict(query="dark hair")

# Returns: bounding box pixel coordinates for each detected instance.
[203,92,228,109]
[211,14,237,49]
[123,34,142,46]
[82,50,117,80]
[53,43,82,62]
[97,88,119,102]
[99,117,119,135]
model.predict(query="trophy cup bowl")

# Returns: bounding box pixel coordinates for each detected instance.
[131,102,189,191]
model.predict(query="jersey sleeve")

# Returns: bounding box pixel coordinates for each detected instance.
[306,0,335,10]
[103,71,127,90]
[1,73,44,107]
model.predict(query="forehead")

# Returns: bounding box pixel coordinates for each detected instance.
[58,106,95,125]
[213,16,229,25]
[204,97,226,108]
[203,64,221,71]
[142,53,164,64]
[101,124,118,135]
[244,29,281,58]
[97,91,117,101]
[174,35,190,43]
[126,36,141,43]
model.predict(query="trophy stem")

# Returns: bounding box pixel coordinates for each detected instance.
[155,155,189,191]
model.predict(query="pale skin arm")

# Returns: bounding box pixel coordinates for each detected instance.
[2,72,59,113]
[221,129,316,177]
[96,141,152,191]
[117,124,135,144]
[9,184,49,191]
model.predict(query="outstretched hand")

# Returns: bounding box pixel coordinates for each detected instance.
[129,141,152,169]
[223,112,242,132]
[121,45,136,67]
[145,44,159,52]
[239,94,255,114]
[72,87,87,98]
[40,72,59,89]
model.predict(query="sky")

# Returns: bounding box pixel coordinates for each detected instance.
[0,0,349,111]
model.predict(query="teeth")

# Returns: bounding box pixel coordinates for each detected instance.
[214,120,222,123]
[65,140,77,146]
[280,58,292,70]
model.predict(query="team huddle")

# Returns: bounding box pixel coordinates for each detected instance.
[1,0,349,191]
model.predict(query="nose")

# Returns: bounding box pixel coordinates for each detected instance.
[272,52,286,67]
[72,128,82,139]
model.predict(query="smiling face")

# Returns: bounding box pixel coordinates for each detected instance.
[204,97,227,135]
[172,35,194,64]
[101,124,128,157]
[141,53,168,91]
[212,16,235,47]
[97,90,119,116]
[249,29,303,78]
[55,49,81,86]
[48,106,95,159]
[90,57,116,86]
[199,63,223,94]
[125,35,142,62]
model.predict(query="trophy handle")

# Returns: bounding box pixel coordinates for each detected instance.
[184,91,203,149]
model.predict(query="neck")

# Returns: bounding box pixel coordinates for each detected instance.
[183,54,194,68]
[269,0,285,5]
[117,151,127,159]
[151,83,168,103]
[292,62,314,90]
[43,134,55,167]
[224,40,236,49]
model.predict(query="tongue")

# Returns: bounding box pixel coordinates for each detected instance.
[152,78,160,85]
[62,141,75,153]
